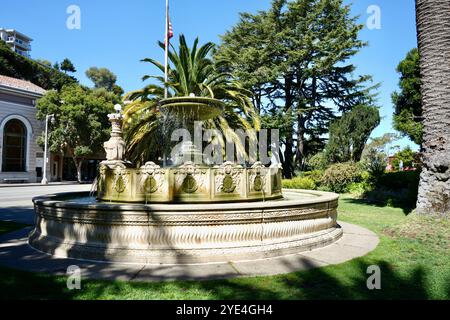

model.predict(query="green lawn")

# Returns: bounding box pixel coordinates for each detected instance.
[0,196,448,300]
[0,221,28,235]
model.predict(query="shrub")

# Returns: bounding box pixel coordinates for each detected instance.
[348,182,369,197]
[282,177,317,190]
[362,170,420,211]
[365,188,418,211]
[321,162,362,193]
[303,170,324,186]
[307,152,329,171]
[360,170,371,182]
[377,171,420,190]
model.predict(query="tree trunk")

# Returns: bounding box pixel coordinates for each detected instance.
[282,76,295,179]
[73,158,83,184]
[283,132,294,179]
[415,0,450,215]
[295,114,305,170]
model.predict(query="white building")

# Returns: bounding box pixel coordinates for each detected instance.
[0,75,46,183]
[0,28,32,58]
[0,75,104,183]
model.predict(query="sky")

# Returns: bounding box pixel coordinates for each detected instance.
[0,0,419,151]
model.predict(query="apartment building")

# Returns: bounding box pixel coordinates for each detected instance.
[0,28,32,58]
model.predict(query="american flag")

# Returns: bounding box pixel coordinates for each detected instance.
[168,19,174,40]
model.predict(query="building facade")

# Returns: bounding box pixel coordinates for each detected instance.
[0,28,32,58]
[0,75,107,183]
[0,75,47,183]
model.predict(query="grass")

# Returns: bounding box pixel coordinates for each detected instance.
[0,196,449,300]
[0,221,28,235]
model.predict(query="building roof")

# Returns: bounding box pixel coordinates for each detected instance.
[0,75,46,96]
[0,28,33,41]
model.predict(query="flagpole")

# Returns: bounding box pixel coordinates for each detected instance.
[164,0,169,98]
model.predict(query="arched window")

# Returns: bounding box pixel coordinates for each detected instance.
[2,119,27,172]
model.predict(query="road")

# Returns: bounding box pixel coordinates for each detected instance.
[0,184,92,224]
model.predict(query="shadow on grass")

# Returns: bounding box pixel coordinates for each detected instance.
[355,171,420,216]
[0,207,35,225]
[0,257,440,300]
[344,196,416,216]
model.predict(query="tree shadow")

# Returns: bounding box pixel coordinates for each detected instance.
[184,260,431,300]
[3,190,444,300]
[0,207,35,225]
[344,196,415,216]
[355,171,420,216]
[0,244,442,300]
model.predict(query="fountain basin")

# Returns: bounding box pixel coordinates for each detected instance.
[29,189,343,264]
[159,96,224,121]
[98,161,283,203]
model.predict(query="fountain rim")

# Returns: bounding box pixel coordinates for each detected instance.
[159,96,226,108]
[33,189,339,212]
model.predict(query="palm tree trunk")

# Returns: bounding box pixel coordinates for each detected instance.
[415,0,450,215]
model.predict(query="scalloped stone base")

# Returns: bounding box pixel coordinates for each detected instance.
[29,190,343,265]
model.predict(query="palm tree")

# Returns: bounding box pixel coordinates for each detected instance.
[123,35,260,165]
[415,0,450,215]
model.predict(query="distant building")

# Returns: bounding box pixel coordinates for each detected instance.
[0,75,46,183]
[386,155,418,172]
[0,75,105,183]
[0,28,32,58]
[386,156,396,172]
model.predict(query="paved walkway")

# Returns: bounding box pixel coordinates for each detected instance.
[0,222,379,281]
[0,184,92,224]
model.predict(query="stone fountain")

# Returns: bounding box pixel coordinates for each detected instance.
[29,97,343,264]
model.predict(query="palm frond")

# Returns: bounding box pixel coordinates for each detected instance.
[123,34,261,164]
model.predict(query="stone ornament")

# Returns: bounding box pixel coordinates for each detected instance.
[104,104,126,162]
[214,161,243,194]
[249,162,267,193]
[98,160,282,203]
[138,162,166,194]
[174,162,208,194]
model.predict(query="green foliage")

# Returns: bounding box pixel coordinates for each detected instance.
[361,133,400,183]
[35,59,52,68]
[363,171,420,213]
[112,85,124,97]
[363,151,386,184]
[377,170,420,191]
[0,40,77,90]
[36,85,117,182]
[392,48,423,145]
[347,181,372,197]
[303,170,325,186]
[85,67,119,91]
[306,152,329,171]
[60,58,76,74]
[282,176,317,190]
[123,35,260,165]
[326,105,380,163]
[215,0,378,177]
[321,162,362,193]
[392,146,415,171]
